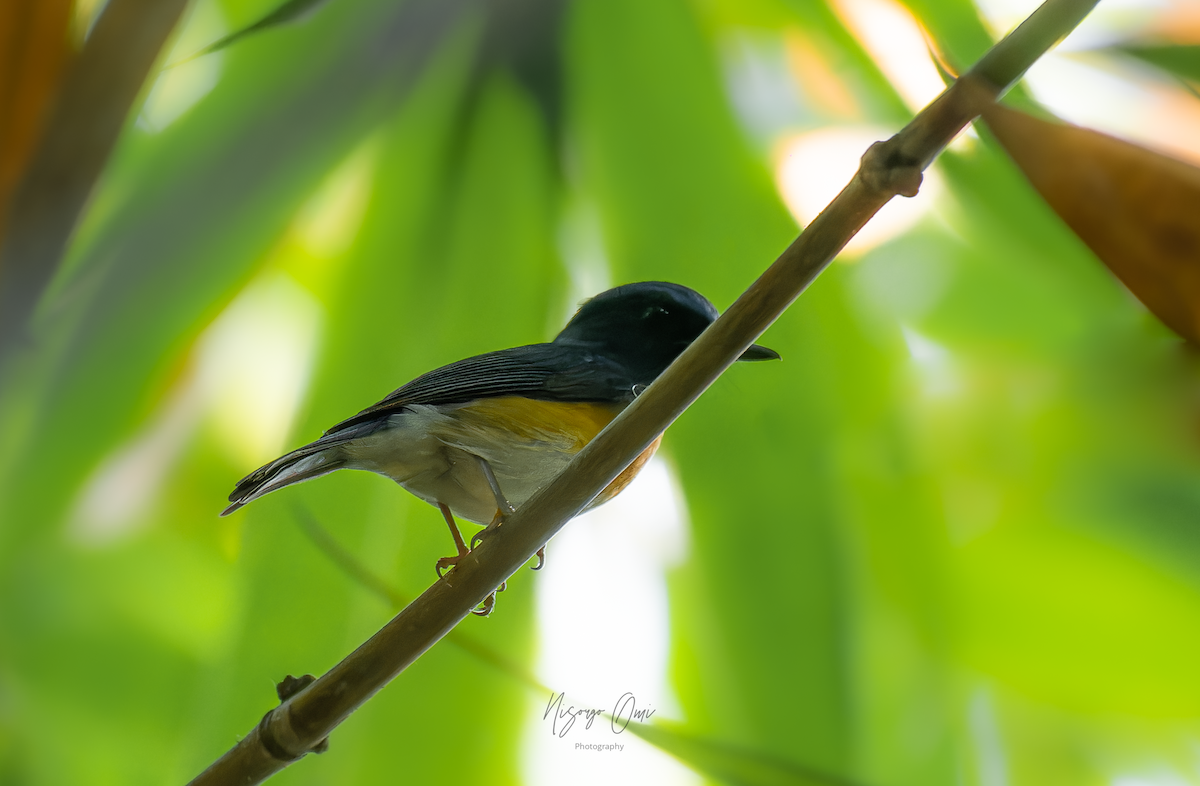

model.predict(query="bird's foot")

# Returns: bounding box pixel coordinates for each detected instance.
[470,508,507,550]
[436,502,472,578]
[435,553,465,579]
[471,581,507,617]
[532,545,546,571]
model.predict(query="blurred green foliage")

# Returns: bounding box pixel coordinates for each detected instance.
[2,0,1199,784]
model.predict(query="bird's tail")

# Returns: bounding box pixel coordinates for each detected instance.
[222,441,347,516]
[223,417,389,516]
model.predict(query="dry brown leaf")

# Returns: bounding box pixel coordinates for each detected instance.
[982,102,1200,343]
[0,0,75,245]
[0,0,188,357]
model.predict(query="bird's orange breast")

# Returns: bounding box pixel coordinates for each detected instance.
[587,434,663,511]
[453,397,622,449]
[453,397,661,510]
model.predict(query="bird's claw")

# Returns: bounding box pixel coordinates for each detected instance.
[471,508,508,550]
[471,582,505,617]
[436,500,526,615]
[435,554,462,579]
[532,545,546,571]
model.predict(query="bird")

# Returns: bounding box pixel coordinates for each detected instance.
[222,281,778,612]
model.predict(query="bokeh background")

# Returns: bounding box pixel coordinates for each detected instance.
[2,0,1200,784]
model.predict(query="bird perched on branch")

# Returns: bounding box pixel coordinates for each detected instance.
[222,281,778,613]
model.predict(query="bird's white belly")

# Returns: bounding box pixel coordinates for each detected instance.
[342,398,620,525]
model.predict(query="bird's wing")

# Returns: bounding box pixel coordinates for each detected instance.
[324,343,634,434]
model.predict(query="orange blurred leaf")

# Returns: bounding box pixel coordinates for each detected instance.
[0,0,188,359]
[0,0,75,244]
[981,102,1200,343]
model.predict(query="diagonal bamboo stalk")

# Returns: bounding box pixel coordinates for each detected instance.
[187,0,1099,782]
[296,506,861,785]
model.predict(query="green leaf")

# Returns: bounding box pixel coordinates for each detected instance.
[174,0,335,64]
[628,721,862,786]
[1120,44,1200,84]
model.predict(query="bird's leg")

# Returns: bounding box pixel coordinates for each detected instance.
[470,456,515,550]
[435,502,471,578]
[471,508,505,550]
[470,457,549,572]
[480,455,515,515]
[463,456,521,614]
[437,499,508,614]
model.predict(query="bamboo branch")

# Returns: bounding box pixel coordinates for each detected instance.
[293,505,548,694]
[296,506,859,785]
[186,0,1099,782]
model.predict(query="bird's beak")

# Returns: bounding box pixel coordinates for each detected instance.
[738,343,781,362]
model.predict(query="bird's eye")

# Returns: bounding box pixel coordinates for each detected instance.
[641,306,668,319]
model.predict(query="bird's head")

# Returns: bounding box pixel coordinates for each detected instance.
[553,281,779,385]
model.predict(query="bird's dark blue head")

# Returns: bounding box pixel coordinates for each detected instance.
[553,281,779,384]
